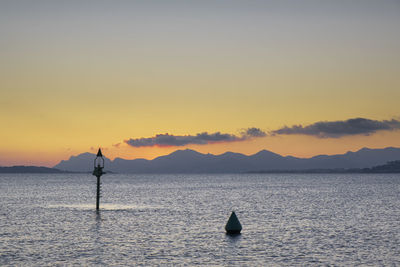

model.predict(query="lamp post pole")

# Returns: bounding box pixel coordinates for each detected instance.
[92,148,105,211]
[96,175,101,210]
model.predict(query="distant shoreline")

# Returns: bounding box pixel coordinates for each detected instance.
[247,169,400,174]
[0,166,71,174]
[2,159,400,174]
[248,160,400,174]
[1,166,399,174]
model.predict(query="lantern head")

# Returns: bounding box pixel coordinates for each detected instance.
[94,148,105,169]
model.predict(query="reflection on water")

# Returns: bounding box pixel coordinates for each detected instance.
[0,173,400,266]
[48,203,162,211]
[226,233,242,240]
[95,211,102,224]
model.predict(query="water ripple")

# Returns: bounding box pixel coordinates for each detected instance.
[0,173,399,266]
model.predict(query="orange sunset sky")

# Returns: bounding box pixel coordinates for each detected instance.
[1,1,400,167]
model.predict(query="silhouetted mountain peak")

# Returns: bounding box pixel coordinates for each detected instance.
[154,149,205,161]
[250,149,283,159]
[170,149,202,156]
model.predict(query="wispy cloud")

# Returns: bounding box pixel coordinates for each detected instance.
[125,128,266,147]
[271,118,400,138]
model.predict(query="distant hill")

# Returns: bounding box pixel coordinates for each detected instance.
[0,166,68,173]
[53,147,400,173]
[54,152,112,173]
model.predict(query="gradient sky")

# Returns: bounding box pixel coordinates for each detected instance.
[1,0,400,167]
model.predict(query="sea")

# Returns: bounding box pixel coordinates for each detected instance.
[1,173,399,266]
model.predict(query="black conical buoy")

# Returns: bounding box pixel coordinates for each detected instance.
[225,211,242,234]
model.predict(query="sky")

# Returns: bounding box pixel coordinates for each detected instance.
[1,0,400,167]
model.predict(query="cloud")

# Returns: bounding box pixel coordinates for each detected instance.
[271,118,400,138]
[123,117,400,148]
[125,128,266,147]
[243,127,267,137]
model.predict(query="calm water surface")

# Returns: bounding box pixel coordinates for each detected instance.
[1,173,399,266]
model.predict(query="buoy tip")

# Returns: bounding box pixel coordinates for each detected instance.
[225,211,242,234]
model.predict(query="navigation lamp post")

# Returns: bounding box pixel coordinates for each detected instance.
[92,148,105,211]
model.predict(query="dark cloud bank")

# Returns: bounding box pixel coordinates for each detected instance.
[272,118,400,138]
[124,118,400,148]
[125,128,266,147]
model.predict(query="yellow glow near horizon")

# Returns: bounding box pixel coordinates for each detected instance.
[0,1,399,166]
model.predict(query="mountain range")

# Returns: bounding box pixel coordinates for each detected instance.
[53,147,400,173]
